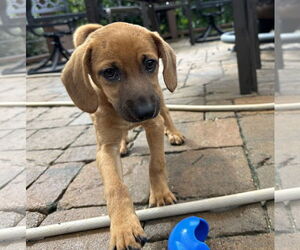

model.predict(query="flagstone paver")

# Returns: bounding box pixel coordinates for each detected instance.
[0,172,26,212]
[27,126,86,151]
[0,211,24,229]
[207,233,274,250]
[144,204,268,242]
[275,233,300,250]
[27,150,63,166]
[238,114,274,169]
[166,147,255,199]
[41,207,108,226]
[271,202,294,233]
[27,163,84,213]
[26,212,46,228]
[57,162,105,209]
[71,126,97,147]
[55,145,96,163]
[131,118,243,156]
[27,107,81,129]
[27,229,110,250]
[58,156,151,209]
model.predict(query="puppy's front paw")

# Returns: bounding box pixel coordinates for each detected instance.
[149,188,177,207]
[165,130,185,145]
[110,214,147,250]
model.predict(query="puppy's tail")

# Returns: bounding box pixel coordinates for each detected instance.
[73,24,102,48]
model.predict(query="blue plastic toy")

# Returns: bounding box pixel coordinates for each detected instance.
[168,216,210,250]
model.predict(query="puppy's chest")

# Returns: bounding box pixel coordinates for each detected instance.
[90,112,140,132]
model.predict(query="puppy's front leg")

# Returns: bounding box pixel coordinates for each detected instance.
[160,104,185,145]
[97,142,146,249]
[143,115,177,207]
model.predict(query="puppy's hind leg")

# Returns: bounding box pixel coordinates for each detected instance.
[120,130,129,156]
[160,104,185,145]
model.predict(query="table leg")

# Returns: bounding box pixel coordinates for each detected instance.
[232,0,258,94]
[84,0,99,23]
[147,3,160,31]
[140,2,151,29]
[247,0,261,70]
[184,0,195,45]
[275,13,283,92]
[167,9,178,40]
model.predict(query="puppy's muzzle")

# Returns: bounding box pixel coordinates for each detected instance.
[121,95,160,123]
[135,101,156,120]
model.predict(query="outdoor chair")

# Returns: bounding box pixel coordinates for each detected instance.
[83,0,194,44]
[0,0,26,74]
[101,0,146,25]
[193,0,231,43]
[26,0,85,74]
[138,0,194,44]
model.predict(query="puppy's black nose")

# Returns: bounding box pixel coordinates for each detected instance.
[135,102,156,121]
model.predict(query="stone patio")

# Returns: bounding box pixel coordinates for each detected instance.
[0,39,281,249]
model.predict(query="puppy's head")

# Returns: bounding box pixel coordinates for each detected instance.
[61,22,177,122]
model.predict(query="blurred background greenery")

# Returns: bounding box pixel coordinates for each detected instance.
[26,0,233,57]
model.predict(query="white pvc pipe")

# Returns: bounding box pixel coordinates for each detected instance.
[2,187,299,242]
[0,101,75,107]
[221,31,300,44]
[1,187,298,242]
[167,103,275,111]
[275,187,300,202]
[0,101,277,111]
[26,72,61,78]
[0,188,275,242]
[1,101,300,111]
[0,226,25,242]
[275,103,300,111]
[0,74,26,79]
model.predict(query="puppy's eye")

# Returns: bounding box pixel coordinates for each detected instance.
[101,68,120,81]
[144,59,157,73]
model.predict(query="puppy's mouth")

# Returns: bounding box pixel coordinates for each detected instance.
[118,97,160,123]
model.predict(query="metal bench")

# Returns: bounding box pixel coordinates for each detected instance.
[26,0,85,74]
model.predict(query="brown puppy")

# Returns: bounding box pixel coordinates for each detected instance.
[61,22,185,249]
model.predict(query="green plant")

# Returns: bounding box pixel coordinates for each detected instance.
[0,32,25,58]
[67,0,85,12]
[26,30,48,57]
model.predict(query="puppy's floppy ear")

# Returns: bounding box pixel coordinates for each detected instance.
[151,32,177,92]
[73,24,102,48]
[61,43,98,113]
